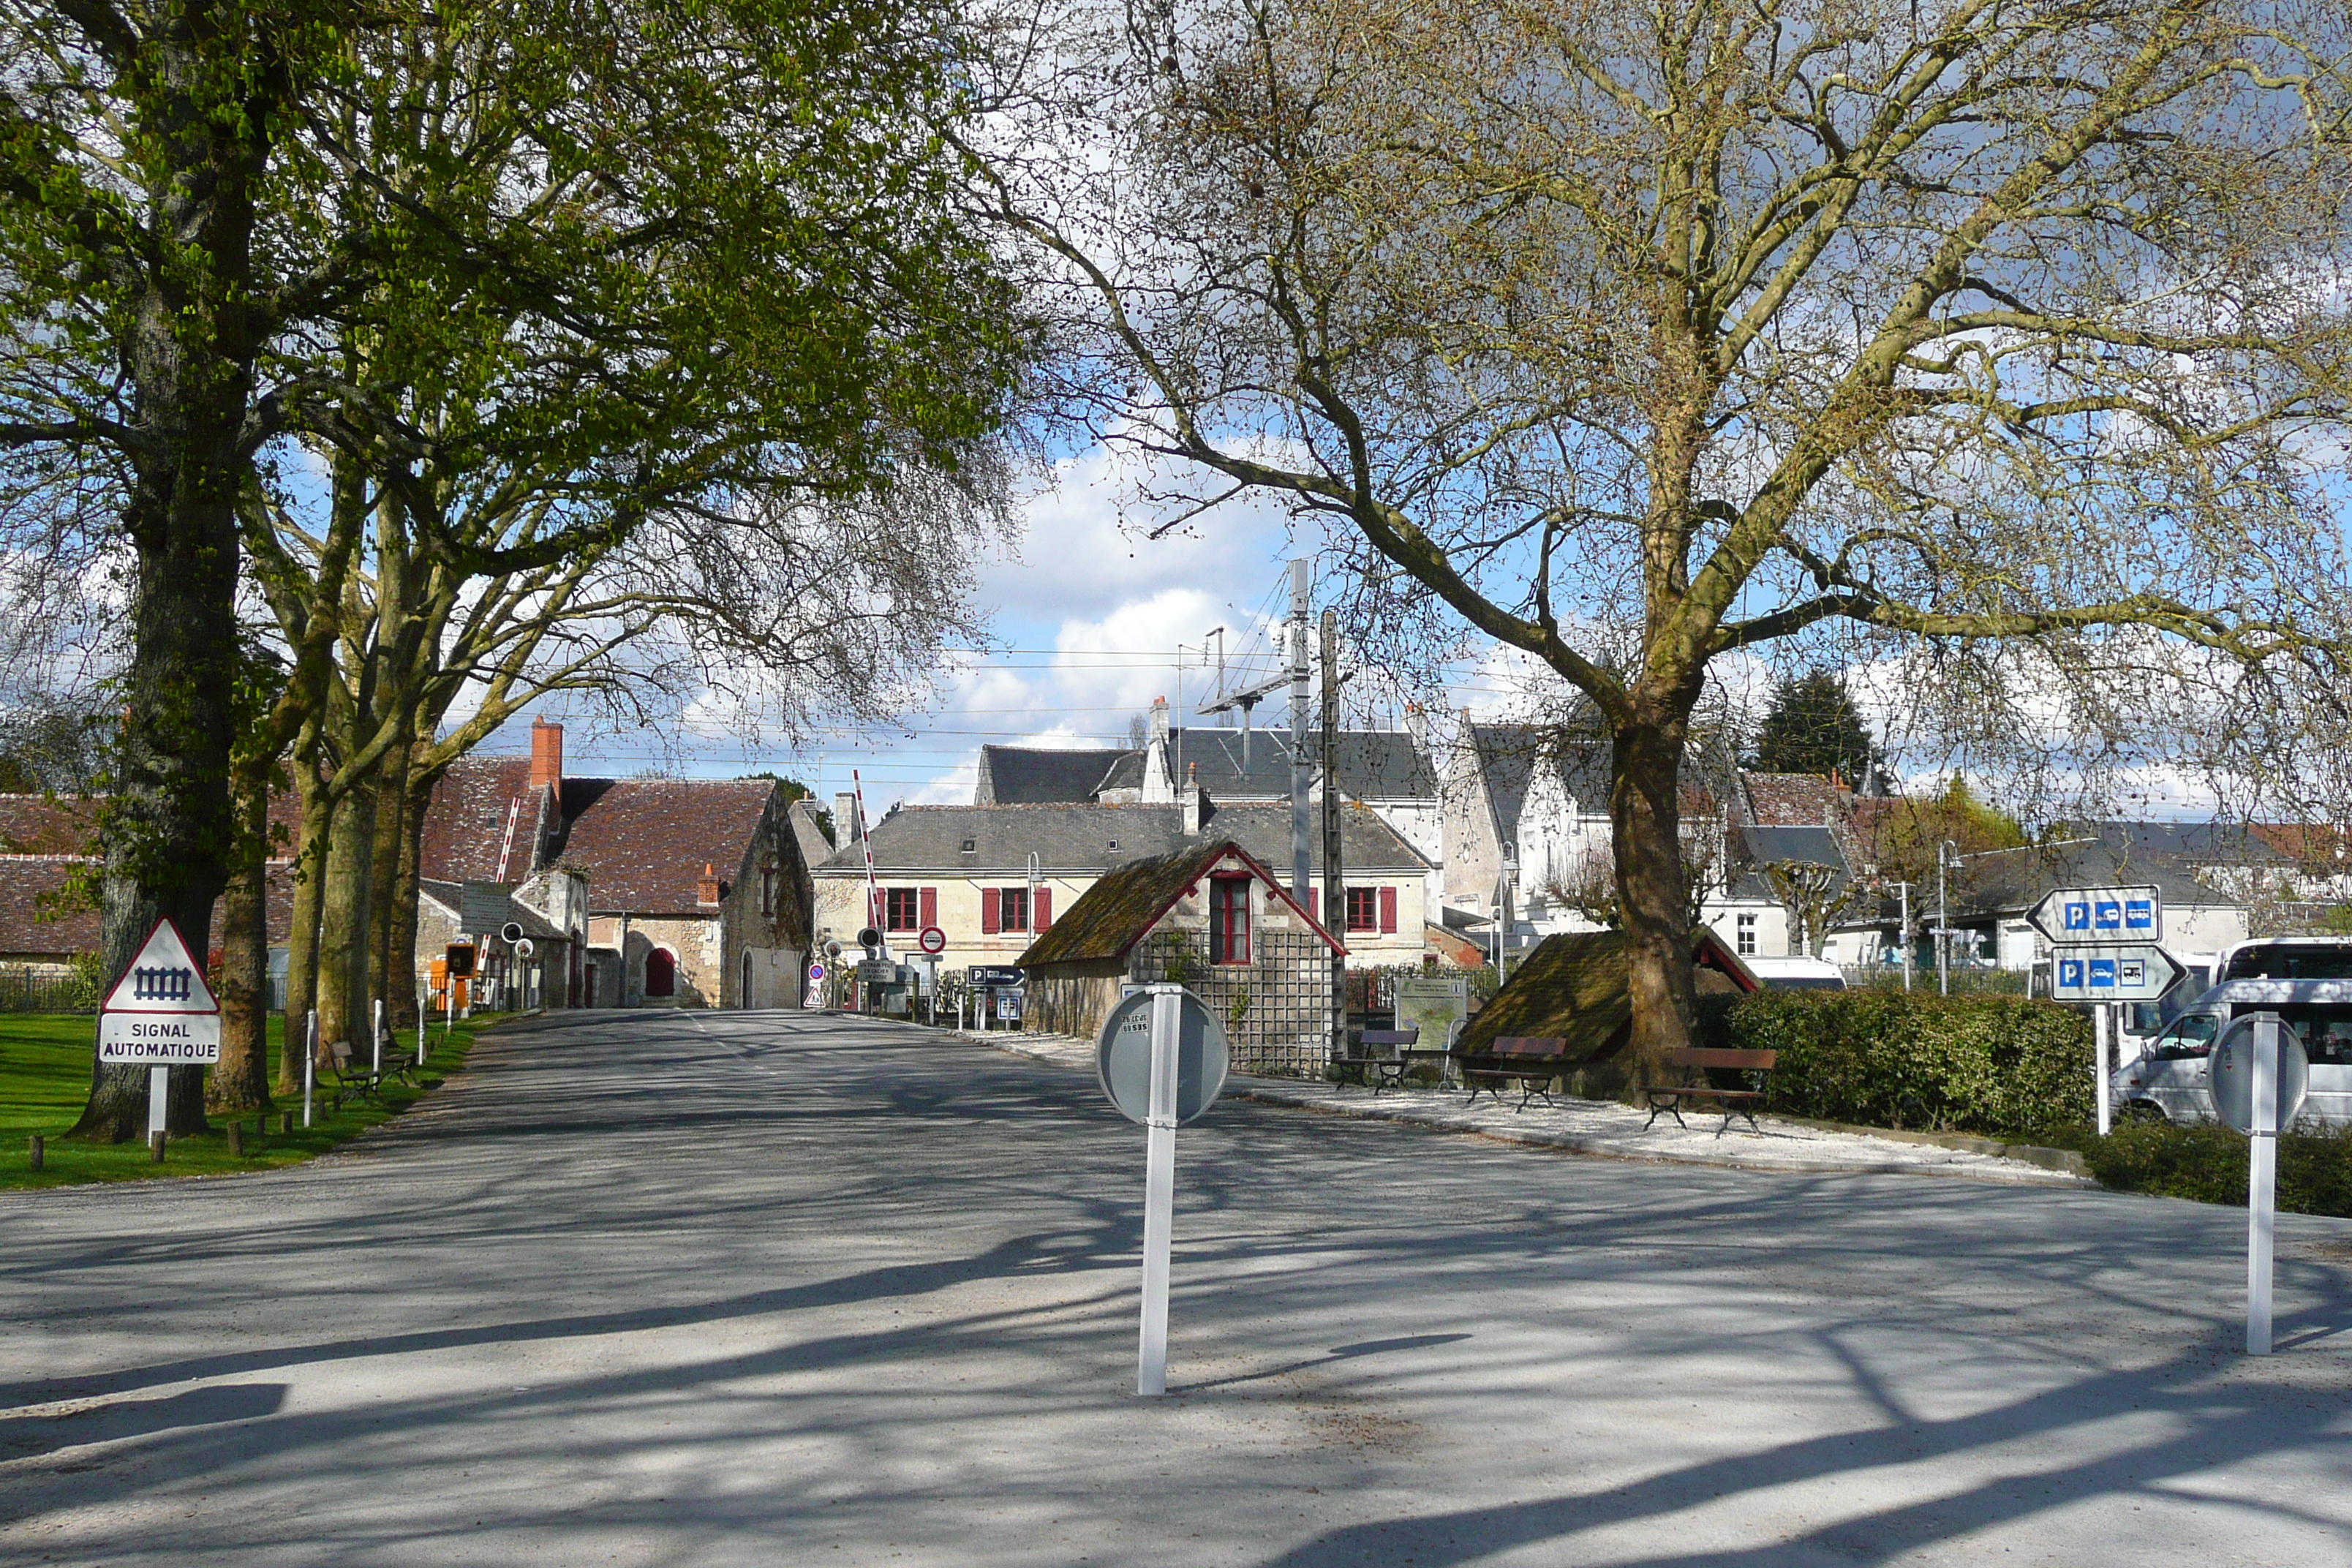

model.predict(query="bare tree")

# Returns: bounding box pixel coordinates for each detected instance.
[976,0,2352,1079]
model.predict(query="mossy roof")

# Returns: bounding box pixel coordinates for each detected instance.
[1017,838,1341,968]
[1455,929,1758,1058]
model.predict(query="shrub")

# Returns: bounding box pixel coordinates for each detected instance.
[1725,989,2092,1139]
[2056,1120,2352,1218]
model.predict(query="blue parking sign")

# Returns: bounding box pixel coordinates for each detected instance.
[2063,901,2089,931]
[2125,899,2154,931]
[2089,957,2117,987]
[2058,957,2085,989]
[2093,900,2122,930]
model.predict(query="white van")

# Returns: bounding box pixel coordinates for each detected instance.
[2111,976,2352,1126]
[1743,955,1847,991]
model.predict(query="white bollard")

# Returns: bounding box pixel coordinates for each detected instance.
[2248,1017,2280,1356]
[2095,1003,2111,1137]
[372,998,383,1079]
[1137,987,1181,1397]
[148,1066,169,1139]
[303,1009,316,1128]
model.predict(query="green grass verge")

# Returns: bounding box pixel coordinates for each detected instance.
[0,1011,493,1191]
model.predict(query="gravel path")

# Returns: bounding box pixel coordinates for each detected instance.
[2,1009,2346,1567]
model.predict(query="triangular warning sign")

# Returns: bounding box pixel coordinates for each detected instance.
[100,918,219,1014]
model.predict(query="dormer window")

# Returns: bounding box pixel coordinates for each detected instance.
[1107,839,1119,851]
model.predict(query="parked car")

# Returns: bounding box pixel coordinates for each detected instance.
[2110,977,2352,1126]
[1744,955,1847,991]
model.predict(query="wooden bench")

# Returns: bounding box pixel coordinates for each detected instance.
[1461,1036,1570,1110]
[1337,1028,1420,1093]
[1643,1047,1777,1134]
[323,1039,418,1113]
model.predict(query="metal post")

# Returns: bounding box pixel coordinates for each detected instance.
[302,1009,317,1128]
[1937,843,1952,996]
[147,1066,169,1141]
[1898,881,1912,992]
[2095,1003,2112,1137]
[1321,607,1344,1069]
[2248,1016,2279,1356]
[372,998,383,1079]
[1138,984,1181,1396]
[1289,558,1311,903]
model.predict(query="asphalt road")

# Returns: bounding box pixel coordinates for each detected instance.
[3,1009,2348,1567]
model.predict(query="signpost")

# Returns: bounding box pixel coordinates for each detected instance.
[1096,985,1229,1395]
[917,925,946,957]
[2209,1014,2310,1355]
[2047,943,2187,1003]
[2032,885,2181,1137]
[2027,884,2162,946]
[97,919,221,1148]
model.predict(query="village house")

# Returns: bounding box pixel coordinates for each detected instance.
[1016,837,1346,1076]
[420,721,815,1009]
[810,787,1433,978]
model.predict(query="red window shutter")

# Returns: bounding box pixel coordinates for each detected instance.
[1035,887,1052,928]
[1305,887,1318,921]
[981,891,1000,935]
[1379,885,1398,933]
[919,886,937,928]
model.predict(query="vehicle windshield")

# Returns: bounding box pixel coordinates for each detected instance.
[2222,942,2352,981]
[2152,1014,2219,1058]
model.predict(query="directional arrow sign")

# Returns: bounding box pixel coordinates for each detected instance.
[2048,943,2187,1003]
[2027,884,2163,947]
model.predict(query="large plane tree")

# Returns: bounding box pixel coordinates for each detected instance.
[982,0,2352,1079]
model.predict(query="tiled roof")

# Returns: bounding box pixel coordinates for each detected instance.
[814,799,1433,877]
[974,746,1127,804]
[421,758,782,914]
[1741,772,1855,827]
[1017,839,1341,967]
[0,796,99,855]
[542,777,779,913]
[0,856,298,957]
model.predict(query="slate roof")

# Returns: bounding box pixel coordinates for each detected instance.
[417,878,568,941]
[1083,728,1436,801]
[1464,722,1616,843]
[1738,824,1846,868]
[815,799,1433,878]
[1932,834,2234,921]
[1741,772,1855,827]
[0,795,99,855]
[1017,840,1341,968]
[974,746,1128,804]
[421,757,781,915]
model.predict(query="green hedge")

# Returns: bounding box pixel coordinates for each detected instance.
[2046,1120,2352,1216]
[1722,989,2092,1140]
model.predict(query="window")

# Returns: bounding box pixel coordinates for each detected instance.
[885,887,921,931]
[1210,876,1251,965]
[760,863,777,918]
[1346,887,1379,932]
[1736,913,1757,956]
[998,886,1029,933]
[960,837,976,853]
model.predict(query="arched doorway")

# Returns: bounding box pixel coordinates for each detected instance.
[644,946,676,998]
[740,951,754,1009]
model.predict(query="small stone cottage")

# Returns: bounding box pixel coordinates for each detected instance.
[1017,838,1346,1075]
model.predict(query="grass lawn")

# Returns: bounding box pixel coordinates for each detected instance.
[0,1011,493,1191]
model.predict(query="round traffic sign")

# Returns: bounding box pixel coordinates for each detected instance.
[2209,1013,2310,1134]
[1096,988,1229,1126]
[918,925,946,956]
[807,962,826,983]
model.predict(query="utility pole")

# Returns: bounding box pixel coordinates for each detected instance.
[1937,841,1954,997]
[1288,558,1311,904]
[1321,607,1344,1065]
[1898,881,1913,992]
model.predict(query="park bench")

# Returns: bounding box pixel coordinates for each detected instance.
[1643,1047,1778,1134]
[1460,1036,1570,1111]
[323,1038,417,1113]
[1336,1028,1420,1093]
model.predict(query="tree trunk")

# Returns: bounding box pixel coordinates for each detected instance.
[209,769,272,1114]
[315,769,379,1052]
[1611,716,1699,1090]
[366,728,412,1016]
[279,766,332,1094]
[388,760,434,1029]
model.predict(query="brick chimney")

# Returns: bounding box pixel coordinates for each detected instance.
[1181,763,1205,835]
[696,862,721,905]
[529,718,563,809]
